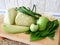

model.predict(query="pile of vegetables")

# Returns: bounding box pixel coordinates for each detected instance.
[2,5,59,41]
[26,19,59,41]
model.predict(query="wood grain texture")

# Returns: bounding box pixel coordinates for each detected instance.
[0,38,28,45]
[0,14,60,45]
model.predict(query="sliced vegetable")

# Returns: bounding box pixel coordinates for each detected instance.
[2,24,29,34]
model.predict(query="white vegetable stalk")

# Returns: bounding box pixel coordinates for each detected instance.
[4,8,17,25]
[4,10,10,24]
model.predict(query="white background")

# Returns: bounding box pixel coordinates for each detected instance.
[0,0,60,13]
[0,0,60,20]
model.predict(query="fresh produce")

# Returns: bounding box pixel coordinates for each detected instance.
[16,6,41,19]
[25,20,59,41]
[3,5,59,41]
[30,24,38,32]
[30,31,45,41]
[15,12,35,26]
[4,8,17,25]
[2,24,29,34]
[37,16,49,31]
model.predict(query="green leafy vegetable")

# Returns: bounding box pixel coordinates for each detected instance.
[49,20,59,32]
[41,21,53,37]
[41,20,59,37]
[15,5,59,41]
[16,5,59,41]
[16,5,41,19]
[30,31,46,41]
[48,32,55,40]
[3,5,59,41]
[47,20,59,40]
[25,19,59,41]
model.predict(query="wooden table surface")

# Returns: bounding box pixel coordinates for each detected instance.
[0,14,60,45]
[0,14,28,45]
[0,37,28,45]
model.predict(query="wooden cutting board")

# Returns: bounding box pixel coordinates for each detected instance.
[0,14,60,45]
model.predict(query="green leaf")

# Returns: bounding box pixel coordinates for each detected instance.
[40,21,53,37]
[48,20,59,40]
[30,31,45,41]
[49,20,59,32]
[48,32,55,40]
[16,6,41,19]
